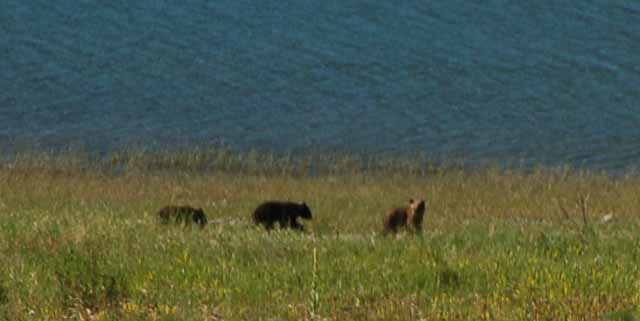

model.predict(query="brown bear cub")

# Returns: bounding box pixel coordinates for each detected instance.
[253,201,312,231]
[157,205,208,227]
[383,199,426,235]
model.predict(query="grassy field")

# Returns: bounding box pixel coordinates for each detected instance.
[1,150,640,320]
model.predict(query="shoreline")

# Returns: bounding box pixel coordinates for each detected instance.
[2,147,635,178]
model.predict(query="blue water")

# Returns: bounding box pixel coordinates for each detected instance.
[2,1,640,170]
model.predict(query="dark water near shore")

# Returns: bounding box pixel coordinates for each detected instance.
[2,1,640,170]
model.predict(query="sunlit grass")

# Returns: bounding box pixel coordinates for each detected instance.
[0,149,639,320]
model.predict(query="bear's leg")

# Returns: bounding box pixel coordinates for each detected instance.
[290,217,304,231]
[159,213,170,224]
[413,222,423,234]
[278,216,289,229]
[185,213,193,227]
[182,212,191,227]
[264,221,275,231]
[383,223,393,236]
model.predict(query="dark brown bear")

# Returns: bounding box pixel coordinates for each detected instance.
[253,201,312,231]
[383,199,426,235]
[157,205,208,227]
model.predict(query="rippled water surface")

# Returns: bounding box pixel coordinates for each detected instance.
[2,1,640,170]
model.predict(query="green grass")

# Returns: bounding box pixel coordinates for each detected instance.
[1,150,640,320]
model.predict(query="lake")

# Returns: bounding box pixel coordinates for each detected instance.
[2,0,639,171]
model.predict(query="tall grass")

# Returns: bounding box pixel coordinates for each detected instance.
[0,149,639,320]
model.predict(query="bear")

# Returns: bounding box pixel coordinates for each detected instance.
[253,201,312,231]
[157,205,208,228]
[383,199,426,235]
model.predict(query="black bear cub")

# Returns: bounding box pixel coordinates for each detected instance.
[157,205,208,227]
[253,201,312,231]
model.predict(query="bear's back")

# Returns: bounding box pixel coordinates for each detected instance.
[384,207,409,227]
[254,201,289,218]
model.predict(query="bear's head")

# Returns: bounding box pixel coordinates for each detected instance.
[300,202,313,220]
[194,208,208,226]
[409,199,426,217]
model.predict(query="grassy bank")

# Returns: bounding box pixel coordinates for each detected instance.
[1,150,639,320]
